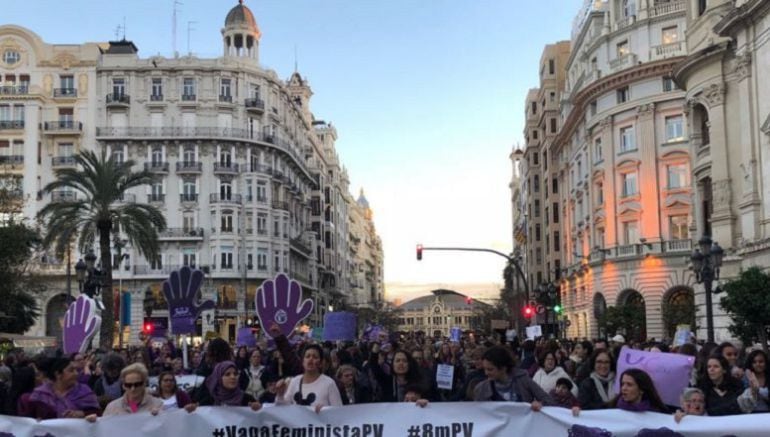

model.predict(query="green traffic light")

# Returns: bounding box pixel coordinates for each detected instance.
[553,305,562,313]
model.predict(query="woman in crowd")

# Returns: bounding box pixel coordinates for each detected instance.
[532,350,576,395]
[369,344,426,402]
[473,346,553,410]
[697,355,743,416]
[92,353,126,409]
[99,363,163,417]
[335,364,371,405]
[609,368,668,413]
[738,349,770,413]
[234,346,250,370]
[25,356,100,420]
[577,349,615,410]
[715,342,744,379]
[276,344,342,411]
[154,371,192,411]
[239,348,266,400]
[189,361,262,411]
[674,387,707,423]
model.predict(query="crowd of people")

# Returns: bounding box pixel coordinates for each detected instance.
[0,323,767,426]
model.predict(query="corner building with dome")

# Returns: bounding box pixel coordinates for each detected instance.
[0,1,384,345]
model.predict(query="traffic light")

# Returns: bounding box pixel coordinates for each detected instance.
[465,296,473,305]
[143,320,154,335]
[553,304,562,314]
[523,305,534,318]
[416,244,423,261]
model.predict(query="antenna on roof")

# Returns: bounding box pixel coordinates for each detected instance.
[123,16,127,40]
[187,21,197,55]
[114,24,124,41]
[172,0,183,57]
[294,45,298,72]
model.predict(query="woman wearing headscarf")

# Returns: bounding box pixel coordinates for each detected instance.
[25,356,100,420]
[189,361,262,410]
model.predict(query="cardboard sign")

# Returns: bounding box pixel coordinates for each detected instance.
[436,364,455,390]
[147,374,204,393]
[673,325,691,347]
[255,273,314,338]
[526,325,542,340]
[323,312,357,341]
[62,295,101,354]
[449,327,462,343]
[614,346,695,406]
[505,329,517,342]
[236,327,257,347]
[162,266,215,335]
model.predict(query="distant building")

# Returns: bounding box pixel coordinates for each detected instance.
[396,289,489,336]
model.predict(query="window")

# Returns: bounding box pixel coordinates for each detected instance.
[183,146,196,163]
[594,138,603,162]
[622,172,638,197]
[182,180,196,201]
[183,78,196,98]
[622,0,636,18]
[220,182,232,200]
[182,213,195,232]
[151,78,163,99]
[553,202,559,223]
[112,147,125,164]
[151,146,163,165]
[662,76,677,92]
[549,59,555,75]
[533,175,540,192]
[246,213,253,234]
[549,92,556,102]
[535,224,541,242]
[220,251,233,269]
[620,126,635,152]
[58,143,74,157]
[151,256,163,271]
[532,130,539,140]
[531,101,537,115]
[665,115,684,141]
[623,221,639,245]
[112,78,125,96]
[534,199,541,217]
[256,181,267,202]
[617,41,629,57]
[60,75,74,93]
[617,86,629,103]
[596,182,604,205]
[550,118,557,133]
[219,149,232,166]
[182,250,197,268]
[669,215,689,240]
[590,100,597,116]
[552,178,558,194]
[698,0,707,16]
[221,213,234,233]
[533,151,539,165]
[662,26,679,45]
[3,50,20,65]
[220,78,231,97]
[536,248,542,264]
[667,163,688,189]
[257,248,268,270]
[543,151,548,170]
[554,231,560,252]
[151,181,163,200]
[596,228,605,247]
[257,213,267,235]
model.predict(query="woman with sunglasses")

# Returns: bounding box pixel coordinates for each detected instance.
[154,371,193,411]
[96,363,162,418]
[276,344,342,412]
[187,361,262,411]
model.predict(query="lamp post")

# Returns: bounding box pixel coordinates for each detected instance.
[534,282,559,337]
[690,235,724,343]
[75,250,104,301]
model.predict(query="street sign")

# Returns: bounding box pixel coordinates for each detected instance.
[536,304,545,314]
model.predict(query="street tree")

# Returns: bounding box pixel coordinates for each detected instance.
[598,305,646,341]
[37,150,166,349]
[0,221,43,333]
[720,266,770,353]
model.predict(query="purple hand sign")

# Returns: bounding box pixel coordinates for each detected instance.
[62,295,101,354]
[255,273,313,338]
[162,266,215,335]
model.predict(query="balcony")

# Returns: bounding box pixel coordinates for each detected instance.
[616,244,642,257]
[150,94,164,102]
[159,227,204,240]
[650,0,685,18]
[175,161,202,173]
[272,201,289,211]
[147,194,165,203]
[117,193,136,203]
[0,120,24,130]
[53,88,77,99]
[43,121,83,134]
[213,162,239,174]
[219,95,232,103]
[106,93,130,107]
[651,41,686,61]
[179,193,199,203]
[0,155,24,165]
[209,193,242,204]
[665,239,692,253]
[0,86,29,97]
[144,161,169,173]
[245,98,265,113]
[2,189,23,201]
[181,94,196,101]
[610,53,638,73]
[52,156,77,167]
[290,237,312,256]
[615,15,635,31]
[51,191,76,202]
[134,264,180,276]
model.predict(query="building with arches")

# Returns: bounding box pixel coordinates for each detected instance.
[396,290,489,337]
[0,1,383,345]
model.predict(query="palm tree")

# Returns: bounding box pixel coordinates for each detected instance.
[38,150,166,349]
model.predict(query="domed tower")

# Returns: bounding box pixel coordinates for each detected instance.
[221,0,261,61]
[357,188,373,221]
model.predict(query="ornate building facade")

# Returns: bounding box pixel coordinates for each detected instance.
[396,290,489,337]
[0,1,384,344]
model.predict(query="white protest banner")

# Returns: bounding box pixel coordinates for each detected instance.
[147,374,205,393]
[505,329,517,342]
[2,404,770,436]
[435,363,455,390]
[526,325,542,339]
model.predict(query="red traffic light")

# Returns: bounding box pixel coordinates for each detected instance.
[523,305,534,318]
[143,322,154,334]
[416,244,423,261]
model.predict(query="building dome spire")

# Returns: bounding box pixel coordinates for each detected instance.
[222,0,261,61]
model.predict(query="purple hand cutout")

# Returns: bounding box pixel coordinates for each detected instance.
[255,273,313,338]
[162,266,215,335]
[62,296,101,354]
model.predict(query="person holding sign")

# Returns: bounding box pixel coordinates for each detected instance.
[276,344,342,412]
[25,356,100,420]
[473,346,553,410]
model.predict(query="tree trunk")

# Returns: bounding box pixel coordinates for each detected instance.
[758,326,769,356]
[98,221,114,350]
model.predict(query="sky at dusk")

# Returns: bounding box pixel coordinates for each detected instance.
[2,0,581,303]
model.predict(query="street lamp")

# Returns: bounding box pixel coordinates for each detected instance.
[690,235,724,343]
[144,287,155,318]
[75,250,104,300]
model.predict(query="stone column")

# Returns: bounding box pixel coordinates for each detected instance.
[701,83,734,246]
[733,53,761,241]
[636,103,661,242]
[600,116,618,246]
